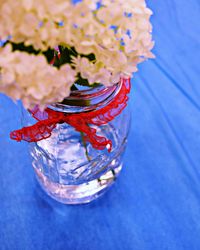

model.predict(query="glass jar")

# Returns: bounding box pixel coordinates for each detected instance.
[26,81,131,204]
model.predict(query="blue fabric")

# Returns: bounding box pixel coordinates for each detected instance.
[0,1,200,249]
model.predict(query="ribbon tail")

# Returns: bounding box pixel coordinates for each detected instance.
[10,120,57,142]
[10,78,131,152]
[67,117,112,152]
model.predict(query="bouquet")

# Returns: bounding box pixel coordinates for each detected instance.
[0,0,154,109]
[0,0,155,204]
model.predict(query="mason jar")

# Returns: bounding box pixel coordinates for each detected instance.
[18,80,131,204]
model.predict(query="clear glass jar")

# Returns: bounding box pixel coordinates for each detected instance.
[27,82,131,204]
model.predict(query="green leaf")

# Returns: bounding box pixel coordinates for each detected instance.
[85,53,95,62]
[10,42,40,55]
[57,46,74,66]
[75,74,90,86]
[75,74,101,88]
[42,48,55,63]
[9,42,55,64]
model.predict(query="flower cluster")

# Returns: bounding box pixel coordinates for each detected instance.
[0,0,154,108]
[0,44,76,108]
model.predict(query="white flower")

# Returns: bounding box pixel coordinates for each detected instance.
[0,44,76,108]
[0,0,154,106]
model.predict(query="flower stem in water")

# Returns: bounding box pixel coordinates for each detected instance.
[80,132,91,162]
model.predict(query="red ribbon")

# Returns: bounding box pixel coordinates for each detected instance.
[10,78,131,152]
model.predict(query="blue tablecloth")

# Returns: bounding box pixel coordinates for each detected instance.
[0,1,200,249]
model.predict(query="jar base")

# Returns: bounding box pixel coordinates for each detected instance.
[34,165,122,204]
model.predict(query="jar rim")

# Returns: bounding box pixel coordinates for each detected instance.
[48,81,122,113]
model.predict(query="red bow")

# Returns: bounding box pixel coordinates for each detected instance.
[10,78,131,152]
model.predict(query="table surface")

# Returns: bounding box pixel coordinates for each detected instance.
[0,1,200,250]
